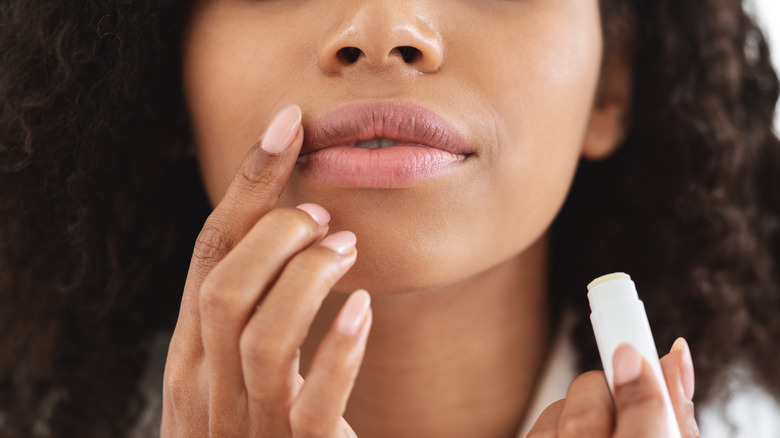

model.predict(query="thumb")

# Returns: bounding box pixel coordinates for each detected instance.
[611,343,678,438]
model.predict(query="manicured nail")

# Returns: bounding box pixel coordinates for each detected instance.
[260,105,302,154]
[671,337,695,400]
[613,343,643,386]
[336,290,371,334]
[319,231,356,255]
[296,203,330,226]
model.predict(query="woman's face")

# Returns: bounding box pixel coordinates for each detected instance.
[183,0,607,294]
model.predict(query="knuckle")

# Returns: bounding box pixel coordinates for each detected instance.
[198,275,239,324]
[162,369,177,399]
[558,410,606,438]
[619,381,667,412]
[239,325,287,368]
[290,404,329,438]
[261,208,316,241]
[235,158,279,194]
[680,398,695,418]
[192,222,234,270]
[162,363,191,411]
[285,249,343,287]
[558,416,583,438]
[525,400,564,438]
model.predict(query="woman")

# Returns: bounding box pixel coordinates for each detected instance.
[1,0,779,436]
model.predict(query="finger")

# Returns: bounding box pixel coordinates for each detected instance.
[660,338,700,438]
[173,104,304,345]
[241,232,358,409]
[188,104,303,285]
[525,399,565,438]
[612,344,672,438]
[200,207,330,396]
[290,291,372,438]
[556,371,614,437]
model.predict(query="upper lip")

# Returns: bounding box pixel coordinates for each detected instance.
[300,101,472,156]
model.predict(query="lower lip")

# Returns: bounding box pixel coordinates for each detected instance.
[297,145,466,188]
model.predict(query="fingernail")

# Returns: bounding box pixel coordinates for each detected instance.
[336,290,371,334]
[672,337,695,400]
[296,203,330,226]
[613,343,643,386]
[260,105,302,154]
[319,231,357,255]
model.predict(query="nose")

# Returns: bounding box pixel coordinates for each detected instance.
[318,3,444,74]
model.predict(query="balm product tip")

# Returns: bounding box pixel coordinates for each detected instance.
[587,272,631,291]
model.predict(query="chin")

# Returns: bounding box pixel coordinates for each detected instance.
[328,227,497,296]
[329,222,459,295]
[331,260,451,296]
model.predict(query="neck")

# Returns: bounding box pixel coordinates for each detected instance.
[302,235,551,438]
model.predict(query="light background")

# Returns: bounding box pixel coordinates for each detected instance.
[753,0,780,131]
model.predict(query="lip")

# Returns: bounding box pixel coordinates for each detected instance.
[297,101,472,188]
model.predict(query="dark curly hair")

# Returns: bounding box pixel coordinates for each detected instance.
[558,0,780,404]
[0,0,778,436]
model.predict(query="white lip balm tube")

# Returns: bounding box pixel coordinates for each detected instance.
[587,272,681,438]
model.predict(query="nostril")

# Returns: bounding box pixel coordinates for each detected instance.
[337,47,362,64]
[331,45,427,68]
[396,46,421,63]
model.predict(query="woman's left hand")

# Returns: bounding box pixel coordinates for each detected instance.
[526,338,700,438]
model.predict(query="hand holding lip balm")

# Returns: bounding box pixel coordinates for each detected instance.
[588,272,682,438]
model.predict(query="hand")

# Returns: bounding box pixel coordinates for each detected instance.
[161,105,371,437]
[526,338,700,438]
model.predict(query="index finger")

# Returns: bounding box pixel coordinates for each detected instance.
[555,371,614,436]
[174,104,304,343]
[660,339,700,438]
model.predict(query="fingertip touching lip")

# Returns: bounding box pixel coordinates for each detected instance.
[300,101,473,156]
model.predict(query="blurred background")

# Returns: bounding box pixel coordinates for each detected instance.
[753,0,779,131]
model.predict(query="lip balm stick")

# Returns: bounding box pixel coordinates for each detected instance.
[587,272,681,438]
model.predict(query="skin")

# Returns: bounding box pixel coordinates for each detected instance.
[163,0,700,437]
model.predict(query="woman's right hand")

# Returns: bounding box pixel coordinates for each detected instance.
[161,105,371,438]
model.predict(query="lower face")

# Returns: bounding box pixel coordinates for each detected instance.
[183,0,603,294]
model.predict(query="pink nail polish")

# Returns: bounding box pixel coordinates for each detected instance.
[613,343,642,385]
[336,290,371,334]
[672,338,695,400]
[319,231,356,255]
[296,203,330,226]
[260,105,301,154]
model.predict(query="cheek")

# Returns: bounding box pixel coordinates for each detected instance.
[182,2,314,204]
[470,2,603,259]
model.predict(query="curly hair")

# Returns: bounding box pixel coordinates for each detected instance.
[558,0,780,404]
[0,1,199,435]
[0,0,778,436]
